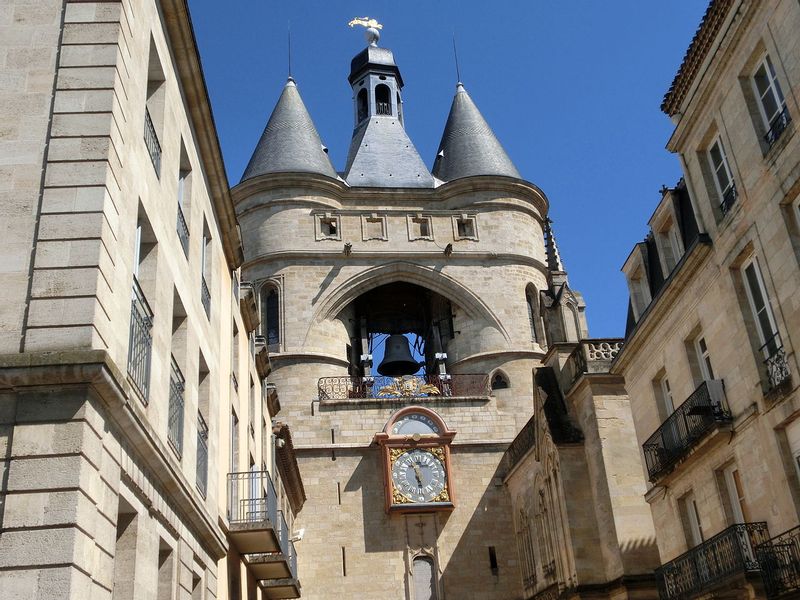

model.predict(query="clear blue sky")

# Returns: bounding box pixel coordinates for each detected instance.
[189,1,709,338]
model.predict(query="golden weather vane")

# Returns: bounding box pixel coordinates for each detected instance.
[348,16,383,46]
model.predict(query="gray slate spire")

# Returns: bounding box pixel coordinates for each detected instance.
[432,83,521,182]
[240,78,337,182]
[342,39,434,188]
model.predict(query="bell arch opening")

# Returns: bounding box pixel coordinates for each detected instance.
[342,282,455,378]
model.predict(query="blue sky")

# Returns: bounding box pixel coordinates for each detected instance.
[189,1,709,338]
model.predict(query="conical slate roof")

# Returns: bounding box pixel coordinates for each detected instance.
[432,83,521,182]
[240,78,337,182]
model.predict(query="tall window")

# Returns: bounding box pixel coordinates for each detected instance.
[516,509,536,589]
[694,336,715,381]
[262,286,280,350]
[708,137,737,214]
[526,288,540,344]
[659,375,674,417]
[679,491,704,547]
[200,222,211,318]
[722,464,749,524]
[753,54,789,145]
[145,37,166,177]
[412,556,437,600]
[230,409,239,473]
[742,257,789,389]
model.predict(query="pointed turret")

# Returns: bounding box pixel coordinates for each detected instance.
[240,78,337,182]
[342,35,434,188]
[432,83,521,182]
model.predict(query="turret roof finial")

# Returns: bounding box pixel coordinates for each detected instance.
[348,16,383,46]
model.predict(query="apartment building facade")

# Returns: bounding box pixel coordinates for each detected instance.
[612,1,800,598]
[0,0,302,599]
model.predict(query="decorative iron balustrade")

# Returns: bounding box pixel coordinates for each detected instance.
[128,277,153,402]
[758,524,800,599]
[201,275,211,317]
[196,413,209,498]
[643,379,731,481]
[228,470,278,527]
[765,106,792,148]
[167,357,185,457]
[720,184,738,215]
[317,373,489,402]
[505,415,535,473]
[176,203,189,256]
[144,107,161,177]
[656,522,770,600]
[376,101,391,115]
[762,334,791,391]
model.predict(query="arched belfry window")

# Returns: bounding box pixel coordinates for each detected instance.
[357,88,368,123]
[412,555,438,600]
[375,84,391,115]
[261,285,280,350]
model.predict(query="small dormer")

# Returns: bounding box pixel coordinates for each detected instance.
[648,188,685,278]
[622,243,653,322]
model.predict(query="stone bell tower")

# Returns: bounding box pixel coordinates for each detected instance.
[233,21,658,600]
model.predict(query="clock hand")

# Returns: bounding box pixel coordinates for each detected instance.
[412,463,423,485]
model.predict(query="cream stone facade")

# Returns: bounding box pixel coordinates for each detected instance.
[612,0,800,598]
[232,27,661,600]
[0,1,303,599]
[13,1,800,600]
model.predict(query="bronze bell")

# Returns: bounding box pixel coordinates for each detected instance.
[377,334,420,376]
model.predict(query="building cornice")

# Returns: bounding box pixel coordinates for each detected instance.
[0,350,228,559]
[161,0,244,268]
[661,0,736,117]
[611,235,713,373]
[231,172,549,217]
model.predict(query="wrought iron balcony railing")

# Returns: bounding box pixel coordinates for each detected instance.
[317,373,489,402]
[196,413,209,498]
[176,203,189,256]
[720,184,738,215]
[643,379,731,481]
[376,101,391,115]
[762,333,791,391]
[228,470,278,527]
[144,107,161,177]
[765,105,792,148]
[128,277,153,402]
[656,522,770,600]
[167,357,185,457]
[276,510,299,580]
[757,524,800,599]
[201,275,211,318]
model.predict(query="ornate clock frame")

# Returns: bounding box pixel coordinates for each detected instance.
[373,406,456,514]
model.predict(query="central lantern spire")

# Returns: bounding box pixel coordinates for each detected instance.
[343,20,434,188]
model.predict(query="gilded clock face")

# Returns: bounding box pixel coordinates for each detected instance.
[391,413,440,436]
[391,448,447,503]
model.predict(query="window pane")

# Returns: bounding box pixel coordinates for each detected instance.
[761,89,780,122]
[767,56,786,103]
